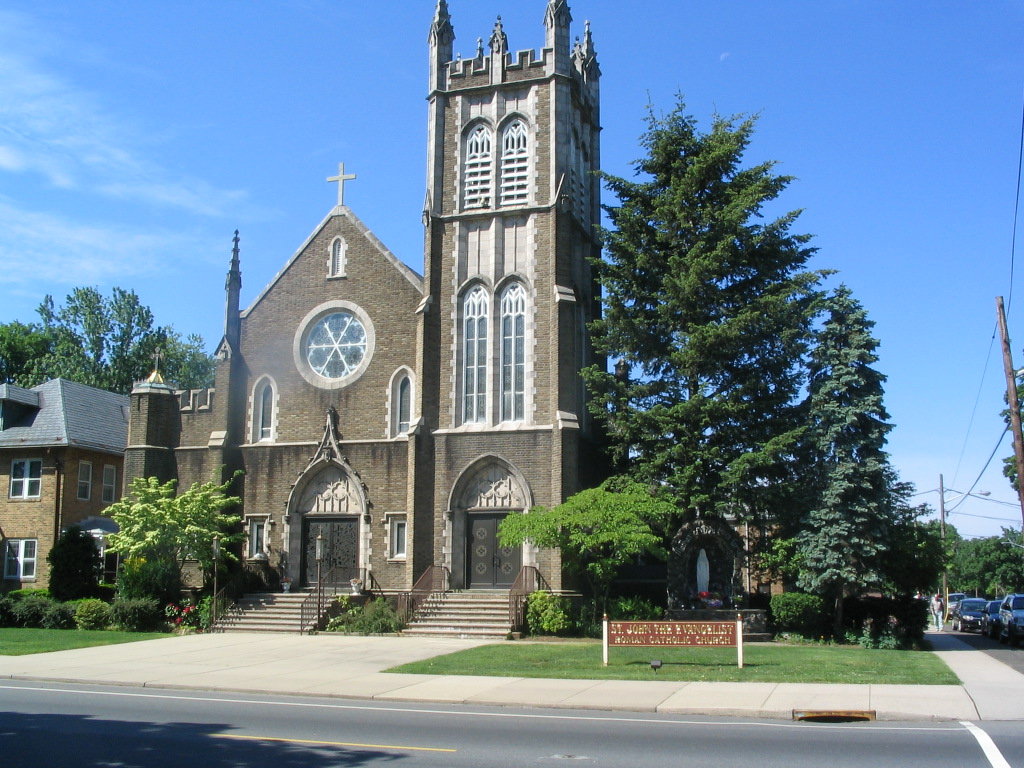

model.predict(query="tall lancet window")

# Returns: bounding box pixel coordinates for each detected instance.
[463,126,493,209]
[499,120,529,206]
[253,378,276,442]
[500,283,526,421]
[463,286,489,423]
[329,237,347,277]
[397,376,411,434]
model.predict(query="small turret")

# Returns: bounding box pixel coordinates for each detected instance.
[224,230,242,351]
[488,16,508,56]
[545,0,572,74]
[428,0,454,93]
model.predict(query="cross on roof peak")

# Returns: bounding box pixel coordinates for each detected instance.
[326,162,357,206]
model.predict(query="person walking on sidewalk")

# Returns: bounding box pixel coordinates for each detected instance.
[930,593,944,631]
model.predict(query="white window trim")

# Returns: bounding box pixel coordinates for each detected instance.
[499,282,527,422]
[499,119,530,207]
[77,460,92,501]
[4,538,38,580]
[9,458,42,500]
[102,464,117,504]
[385,513,407,561]
[387,368,416,438]
[463,124,493,209]
[246,516,269,560]
[249,377,278,443]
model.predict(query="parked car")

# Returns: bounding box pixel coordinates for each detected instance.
[998,594,1024,646]
[982,599,1003,639]
[951,598,988,633]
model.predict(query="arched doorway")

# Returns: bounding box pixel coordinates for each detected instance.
[450,460,531,589]
[289,464,366,587]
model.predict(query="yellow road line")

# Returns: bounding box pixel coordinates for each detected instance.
[214,732,457,753]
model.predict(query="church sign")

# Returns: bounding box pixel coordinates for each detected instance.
[602,617,745,668]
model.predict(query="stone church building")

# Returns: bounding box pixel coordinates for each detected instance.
[125,1,604,597]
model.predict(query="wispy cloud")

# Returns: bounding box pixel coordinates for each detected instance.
[0,199,220,290]
[0,9,247,217]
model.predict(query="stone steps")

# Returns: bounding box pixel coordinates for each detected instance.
[217,591,315,633]
[403,591,512,640]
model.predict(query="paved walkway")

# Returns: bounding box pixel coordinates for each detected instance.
[1,629,1022,721]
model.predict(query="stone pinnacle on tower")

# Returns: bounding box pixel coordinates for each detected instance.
[489,15,508,55]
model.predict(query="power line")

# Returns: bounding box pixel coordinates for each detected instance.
[1008,84,1024,311]
[946,429,1008,513]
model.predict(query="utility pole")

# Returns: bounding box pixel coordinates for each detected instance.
[995,296,1024,535]
[939,474,947,610]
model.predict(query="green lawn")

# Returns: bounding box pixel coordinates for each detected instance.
[387,641,959,685]
[0,628,171,656]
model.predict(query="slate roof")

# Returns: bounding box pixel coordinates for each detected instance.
[0,379,129,455]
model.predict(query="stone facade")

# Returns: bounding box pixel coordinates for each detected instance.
[125,1,604,595]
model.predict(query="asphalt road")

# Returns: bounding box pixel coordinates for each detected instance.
[1,680,1021,768]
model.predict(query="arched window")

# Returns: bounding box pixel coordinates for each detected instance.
[462,286,489,423]
[253,379,276,442]
[500,120,529,206]
[500,283,526,421]
[463,126,493,209]
[397,376,411,434]
[329,237,346,277]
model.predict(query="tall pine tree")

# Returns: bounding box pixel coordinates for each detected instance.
[797,285,894,633]
[584,98,823,531]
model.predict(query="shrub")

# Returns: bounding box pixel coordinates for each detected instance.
[47,525,101,602]
[325,597,403,634]
[10,593,56,628]
[0,596,14,627]
[116,558,181,606]
[41,602,76,629]
[770,592,826,637]
[75,599,113,630]
[110,597,163,632]
[527,591,571,636]
[8,588,51,601]
[609,595,664,621]
[842,595,928,649]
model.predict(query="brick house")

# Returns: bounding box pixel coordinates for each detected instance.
[1,379,128,591]
[125,1,604,597]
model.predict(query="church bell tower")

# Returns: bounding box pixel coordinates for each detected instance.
[420,1,602,589]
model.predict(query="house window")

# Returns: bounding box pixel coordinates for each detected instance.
[102,465,117,504]
[397,376,411,435]
[463,125,493,209]
[247,518,267,559]
[329,237,347,277]
[77,461,92,500]
[462,286,489,423]
[9,459,41,499]
[4,539,37,579]
[388,515,407,560]
[499,120,529,206]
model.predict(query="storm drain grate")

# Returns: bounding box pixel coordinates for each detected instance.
[792,709,876,723]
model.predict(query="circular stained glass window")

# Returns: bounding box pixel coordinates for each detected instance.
[305,312,367,379]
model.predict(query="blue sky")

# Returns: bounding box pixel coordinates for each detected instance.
[2,1,1023,539]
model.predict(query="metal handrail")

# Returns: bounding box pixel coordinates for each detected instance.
[207,585,240,633]
[509,565,549,632]
[398,564,450,622]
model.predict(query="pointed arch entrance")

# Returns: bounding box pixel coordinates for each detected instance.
[449,459,531,589]
[284,409,369,587]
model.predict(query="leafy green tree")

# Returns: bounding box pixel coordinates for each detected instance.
[0,321,53,386]
[498,482,670,617]
[105,473,243,590]
[949,527,1024,598]
[797,286,894,633]
[5,287,215,393]
[46,525,102,601]
[882,494,946,597]
[584,98,823,530]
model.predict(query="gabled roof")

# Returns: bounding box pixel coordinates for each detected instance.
[242,205,424,318]
[0,379,129,456]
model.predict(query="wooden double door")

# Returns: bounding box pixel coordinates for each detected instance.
[303,517,359,586]
[467,513,521,589]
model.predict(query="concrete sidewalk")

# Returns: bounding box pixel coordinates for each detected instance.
[1,630,1022,721]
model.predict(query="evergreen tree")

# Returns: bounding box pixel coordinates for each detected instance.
[797,286,893,633]
[46,525,102,601]
[584,98,823,529]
